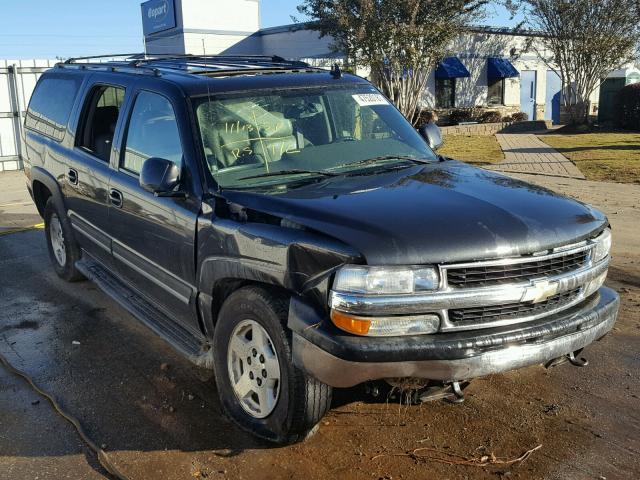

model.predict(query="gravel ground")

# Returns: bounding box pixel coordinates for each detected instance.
[0,171,638,480]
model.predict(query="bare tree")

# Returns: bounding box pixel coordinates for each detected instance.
[297,0,488,125]
[523,0,640,124]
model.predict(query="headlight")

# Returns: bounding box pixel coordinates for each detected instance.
[333,265,439,295]
[592,229,612,263]
[330,310,440,336]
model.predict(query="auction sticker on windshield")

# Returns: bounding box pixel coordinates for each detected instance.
[352,93,389,107]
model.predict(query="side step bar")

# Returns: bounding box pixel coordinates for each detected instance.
[76,258,214,369]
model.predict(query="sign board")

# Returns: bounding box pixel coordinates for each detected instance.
[141,0,177,36]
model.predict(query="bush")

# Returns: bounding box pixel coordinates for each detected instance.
[448,109,474,124]
[511,111,529,122]
[415,109,438,126]
[502,115,514,122]
[479,111,503,123]
[614,83,640,130]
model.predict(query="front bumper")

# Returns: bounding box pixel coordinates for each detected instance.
[291,287,619,388]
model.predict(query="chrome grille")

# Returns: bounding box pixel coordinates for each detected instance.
[446,250,589,288]
[448,288,582,326]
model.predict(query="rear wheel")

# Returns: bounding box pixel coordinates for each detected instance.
[213,286,332,444]
[44,198,84,282]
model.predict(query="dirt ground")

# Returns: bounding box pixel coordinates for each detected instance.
[0,171,638,480]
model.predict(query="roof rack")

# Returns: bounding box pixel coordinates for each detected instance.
[63,53,146,64]
[56,53,318,78]
[63,53,307,66]
[56,61,161,77]
[130,54,311,70]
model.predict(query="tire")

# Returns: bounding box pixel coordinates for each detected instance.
[44,197,84,282]
[213,286,332,444]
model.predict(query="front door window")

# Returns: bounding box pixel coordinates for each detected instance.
[122,91,183,174]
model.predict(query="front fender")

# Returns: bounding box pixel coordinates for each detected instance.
[197,218,361,307]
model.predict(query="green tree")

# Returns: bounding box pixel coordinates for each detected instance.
[297,0,488,125]
[522,0,640,125]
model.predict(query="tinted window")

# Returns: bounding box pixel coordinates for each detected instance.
[77,85,126,162]
[122,91,182,174]
[25,76,80,141]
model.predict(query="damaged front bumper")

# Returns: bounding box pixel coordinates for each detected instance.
[290,287,619,388]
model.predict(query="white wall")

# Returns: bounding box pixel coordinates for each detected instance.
[145,0,261,55]
[179,0,259,32]
[259,27,334,60]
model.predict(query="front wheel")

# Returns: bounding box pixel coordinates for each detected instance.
[213,286,332,444]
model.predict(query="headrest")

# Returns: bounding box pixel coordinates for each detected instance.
[259,113,293,138]
[94,106,119,133]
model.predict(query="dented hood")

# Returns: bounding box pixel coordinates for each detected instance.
[220,161,607,265]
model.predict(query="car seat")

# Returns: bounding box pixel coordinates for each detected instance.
[92,106,119,161]
[252,112,298,164]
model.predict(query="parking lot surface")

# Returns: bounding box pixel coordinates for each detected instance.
[0,172,639,480]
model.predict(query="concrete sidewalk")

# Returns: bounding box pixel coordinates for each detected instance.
[490,134,586,179]
[0,171,41,234]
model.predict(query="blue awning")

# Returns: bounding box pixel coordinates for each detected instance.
[435,57,471,79]
[487,58,519,80]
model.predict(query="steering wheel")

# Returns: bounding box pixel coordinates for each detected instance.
[332,135,357,143]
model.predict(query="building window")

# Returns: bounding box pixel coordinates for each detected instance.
[435,78,456,109]
[487,78,504,105]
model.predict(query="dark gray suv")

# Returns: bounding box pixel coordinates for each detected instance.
[24,54,619,443]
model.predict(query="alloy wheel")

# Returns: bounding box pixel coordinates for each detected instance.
[227,319,281,418]
[49,214,66,267]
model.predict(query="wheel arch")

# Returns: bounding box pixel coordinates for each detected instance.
[30,166,67,219]
[198,275,293,339]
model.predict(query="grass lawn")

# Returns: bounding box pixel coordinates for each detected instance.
[540,133,640,184]
[439,134,504,165]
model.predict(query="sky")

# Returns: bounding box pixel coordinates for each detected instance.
[0,1,522,59]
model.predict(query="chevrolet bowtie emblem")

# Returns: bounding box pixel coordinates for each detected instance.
[521,279,559,304]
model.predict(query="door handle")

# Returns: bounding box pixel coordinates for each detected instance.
[109,188,123,208]
[67,168,78,185]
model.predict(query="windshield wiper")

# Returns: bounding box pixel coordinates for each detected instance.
[238,169,339,181]
[331,155,430,171]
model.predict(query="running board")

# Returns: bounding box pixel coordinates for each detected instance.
[76,258,214,369]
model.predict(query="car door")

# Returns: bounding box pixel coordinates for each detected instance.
[64,76,129,266]
[107,87,202,332]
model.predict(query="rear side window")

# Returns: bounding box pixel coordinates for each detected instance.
[122,91,183,175]
[77,85,126,162]
[25,76,80,141]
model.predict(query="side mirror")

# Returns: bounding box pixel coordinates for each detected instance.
[140,157,180,195]
[419,122,444,151]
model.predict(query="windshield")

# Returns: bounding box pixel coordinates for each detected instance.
[194,85,438,189]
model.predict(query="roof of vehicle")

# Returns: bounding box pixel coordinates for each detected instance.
[53,53,369,96]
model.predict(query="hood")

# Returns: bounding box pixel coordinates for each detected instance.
[220,161,607,265]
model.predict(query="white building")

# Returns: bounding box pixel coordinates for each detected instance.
[142,0,602,123]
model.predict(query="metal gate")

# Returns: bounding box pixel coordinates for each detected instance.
[0,59,56,172]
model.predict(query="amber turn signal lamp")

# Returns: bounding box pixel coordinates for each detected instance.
[330,309,371,335]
